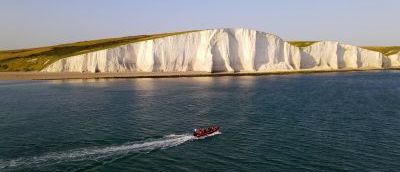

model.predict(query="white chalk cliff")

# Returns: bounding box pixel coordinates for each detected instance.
[300,41,383,70]
[42,28,395,73]
[386,52,400,67]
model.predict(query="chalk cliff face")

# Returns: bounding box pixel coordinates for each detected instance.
[301,41,383,70]
[386,52,400,67]
[42,28,390,73]
[42,29,301,72]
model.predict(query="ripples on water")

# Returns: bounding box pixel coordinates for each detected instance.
[0,71,400,171]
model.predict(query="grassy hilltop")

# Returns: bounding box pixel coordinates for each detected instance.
[288,41,319,48]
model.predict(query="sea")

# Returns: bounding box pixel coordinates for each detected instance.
[0,71,400,172]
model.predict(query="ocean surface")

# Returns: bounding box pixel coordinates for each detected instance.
[1,71,400,172]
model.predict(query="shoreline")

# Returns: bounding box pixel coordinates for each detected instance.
[0,68,399,80]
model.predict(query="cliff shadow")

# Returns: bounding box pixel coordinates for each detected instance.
[254,32,268,70]
[382,56,391,68]
[226,30,243,72]
[300,50,317,69]
[336,46,346,69]
[153,52,162,72]
[211,41,229,72]
[124,45,137,70]
[356,51,363,68]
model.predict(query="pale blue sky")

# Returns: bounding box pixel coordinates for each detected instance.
[1,0,399,49]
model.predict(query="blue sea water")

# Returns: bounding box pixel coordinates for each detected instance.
[0,71,400,171]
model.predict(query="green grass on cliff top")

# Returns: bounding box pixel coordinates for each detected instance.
[288,41,319,48]
[0,31,195,72]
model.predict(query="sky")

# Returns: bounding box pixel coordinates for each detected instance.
[1,0,399,50]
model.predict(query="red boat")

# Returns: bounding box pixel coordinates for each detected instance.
[193,125,220,137]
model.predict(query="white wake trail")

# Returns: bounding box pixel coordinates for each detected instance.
[0,133,211,170]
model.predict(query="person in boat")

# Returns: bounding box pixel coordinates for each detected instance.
[194,128,201,135]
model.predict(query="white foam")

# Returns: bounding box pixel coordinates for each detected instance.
[0,132,220,170]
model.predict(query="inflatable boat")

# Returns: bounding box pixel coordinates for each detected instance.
[193,125,220,137]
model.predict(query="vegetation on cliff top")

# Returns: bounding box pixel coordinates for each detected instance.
[288,41,319,48]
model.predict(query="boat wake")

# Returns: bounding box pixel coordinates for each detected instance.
[0,132,220,170]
